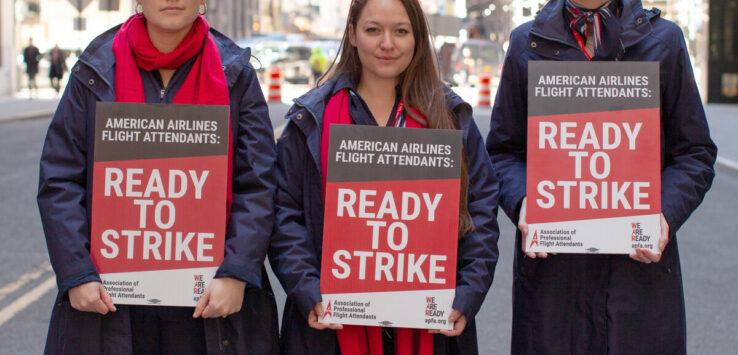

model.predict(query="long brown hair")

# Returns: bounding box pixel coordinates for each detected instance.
[320,0,474,237]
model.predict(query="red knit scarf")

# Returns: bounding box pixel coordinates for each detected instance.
[112,14,233,216]
[320,89,434,355]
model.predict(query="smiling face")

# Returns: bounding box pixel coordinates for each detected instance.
[349,0,415,86]
[139,0,203,36]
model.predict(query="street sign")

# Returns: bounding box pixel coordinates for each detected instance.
[320,125,463,330]
[90,102,230,307]
[526,61,661,254]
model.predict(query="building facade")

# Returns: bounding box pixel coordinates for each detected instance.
[1,0,15,96]
[12,0,134,93]
[707,0,738,103]
[206,0,260,41]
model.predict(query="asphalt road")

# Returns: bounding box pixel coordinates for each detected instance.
[0,102,736,354]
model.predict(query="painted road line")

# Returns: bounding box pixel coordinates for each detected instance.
[717,156,738,174]
[274,123,286,139]
[0,261,52,302]
[0,276,56,327]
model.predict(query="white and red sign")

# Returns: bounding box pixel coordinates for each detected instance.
[526,61,661,254]
[320,125,462,330]
[90,102,229,306]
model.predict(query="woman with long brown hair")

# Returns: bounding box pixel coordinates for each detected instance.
[269,0,500,353]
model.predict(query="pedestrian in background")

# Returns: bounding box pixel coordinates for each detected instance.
[23,38,40,99]
[309,46,327,86]
[269,0,500,354]
[37,0,278,353]
[48,44,67,95]
[486,0,717,353]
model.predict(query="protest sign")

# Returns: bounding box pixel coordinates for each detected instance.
[320,125,462,330]
[90,102,229,306]
[526,61,661,254]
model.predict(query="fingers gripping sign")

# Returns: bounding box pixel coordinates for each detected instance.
[68,281,117,315]
[427,309,467,337]
[518,197,549,259]
[309,302,343,330]
[192,277,245,319]
[629,213,669,264]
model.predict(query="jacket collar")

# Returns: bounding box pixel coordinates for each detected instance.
[292,73,468,129]
[292,73,354,129]
[530,0,655,50]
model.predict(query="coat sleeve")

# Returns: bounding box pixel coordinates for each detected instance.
[37,71,101,294]
[215,68,277,286]
[486,29,529,222]
[269,119,323,318]
[659,27,717,232]
[452,114,501,320]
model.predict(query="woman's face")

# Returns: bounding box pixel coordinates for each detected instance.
[350,0,415,85]
[140,0,203,34]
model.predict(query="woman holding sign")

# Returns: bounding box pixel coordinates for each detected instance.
[38,0,278,353]
[487,0,716,353]
[269,0,500,354]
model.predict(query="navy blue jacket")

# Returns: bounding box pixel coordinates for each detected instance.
[269,75,501,354]
[486,0,717,354]
[37,26,279,354]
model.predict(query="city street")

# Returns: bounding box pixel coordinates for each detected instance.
[0,87,736,353]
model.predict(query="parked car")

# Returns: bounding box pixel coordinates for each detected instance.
[247,41,288,82]
[240,37,340,85]
[449,39,503,87]
[273,45,312,84]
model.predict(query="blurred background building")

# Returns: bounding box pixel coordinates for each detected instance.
[1,0,736,104]
[2,0,15,97]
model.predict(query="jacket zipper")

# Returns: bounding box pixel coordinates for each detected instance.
[160,89,166,101]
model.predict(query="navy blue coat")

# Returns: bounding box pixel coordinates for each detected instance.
[269,75,501,355]
[486,0,717,354]
[37,26,279,354]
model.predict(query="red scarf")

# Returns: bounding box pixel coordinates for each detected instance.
[320,89,434,355]
[112,14,233,216]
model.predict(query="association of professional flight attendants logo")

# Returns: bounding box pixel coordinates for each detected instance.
[529,230,539,248]
[323,300,333,319]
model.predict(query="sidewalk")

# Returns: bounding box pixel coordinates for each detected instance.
[705,104,738,173]
[0,88,60,124]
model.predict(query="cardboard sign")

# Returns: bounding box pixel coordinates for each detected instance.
[90,102,229,306]
[320,125,462,330]
[526,61,661,254]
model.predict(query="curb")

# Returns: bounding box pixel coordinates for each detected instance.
[716,156,738,174]
[0,109,56,124]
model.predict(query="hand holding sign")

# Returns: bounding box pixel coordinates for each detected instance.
[629,213,669,264]
[193,277,246,318]
[428,309,467,337]
[320,126,462,330]
[309,302,343,330]
[518,197,548,259]
[68,281,117,315]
